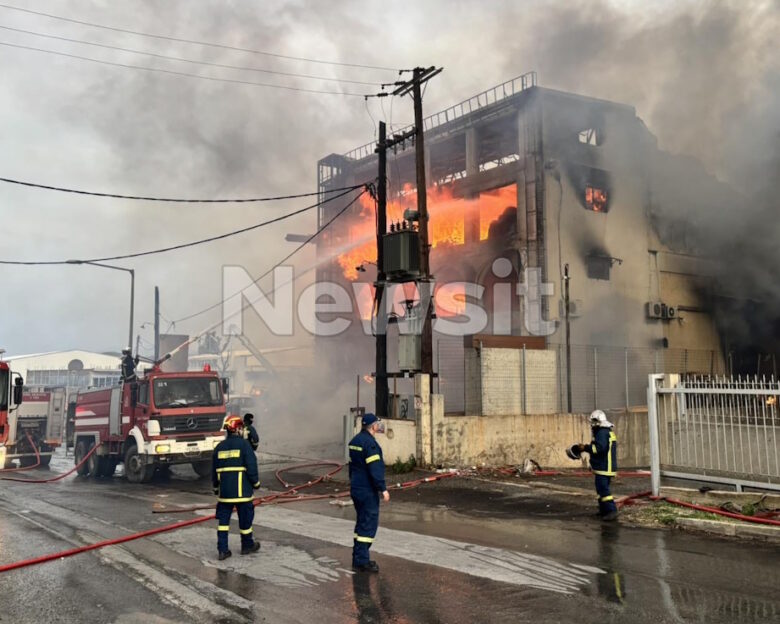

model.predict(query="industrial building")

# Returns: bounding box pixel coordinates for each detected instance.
[316,73,738,415]
[7,350,122,394]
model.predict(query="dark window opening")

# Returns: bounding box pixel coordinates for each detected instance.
[586,256,612,280]
[585,185,608,212]
[578,128,601,146]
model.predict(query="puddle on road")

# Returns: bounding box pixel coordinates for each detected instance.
[154,526,351,589]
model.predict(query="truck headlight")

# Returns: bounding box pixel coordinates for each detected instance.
[147,420,161,436]
[155,444,170,453]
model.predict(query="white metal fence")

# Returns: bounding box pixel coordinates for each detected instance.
[648,374,780,494]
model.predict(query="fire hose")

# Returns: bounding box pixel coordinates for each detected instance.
[0,432,42,472]
[0,438,98,483]
[0,453,459,573]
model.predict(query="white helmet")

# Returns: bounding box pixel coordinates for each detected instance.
[589,410,607,426]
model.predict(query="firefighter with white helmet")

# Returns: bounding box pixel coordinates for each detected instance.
[577,409,619,521]
[212,415,261,560]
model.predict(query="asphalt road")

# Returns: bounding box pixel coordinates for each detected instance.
[0,450,778,624]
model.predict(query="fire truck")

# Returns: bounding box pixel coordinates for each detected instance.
[73,364,228,482]
[0,353,25,468]
[2,389,65,468]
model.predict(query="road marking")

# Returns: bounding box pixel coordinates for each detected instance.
[248,507,603,594]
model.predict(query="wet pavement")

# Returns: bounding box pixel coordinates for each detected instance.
[0,449,778,623]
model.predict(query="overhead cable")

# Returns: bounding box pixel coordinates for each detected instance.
[0,25,384,86]
[0,41,368,96]
[0,176,362,203]
[171,187,370,324]
[0,185,366,266]
[0,3,399,71]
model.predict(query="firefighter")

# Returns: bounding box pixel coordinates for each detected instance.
[578,409,619,521]
[212,415,261,560]
[120,348,137,382]
[348,413,389,572]
[243,413,259,452]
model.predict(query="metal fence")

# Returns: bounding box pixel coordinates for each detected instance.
[435,337,723,415]
[648,374,780,493]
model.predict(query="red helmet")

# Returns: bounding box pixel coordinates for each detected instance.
[224,415,244,432]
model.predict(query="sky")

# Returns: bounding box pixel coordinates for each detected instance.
[0,0,777,356]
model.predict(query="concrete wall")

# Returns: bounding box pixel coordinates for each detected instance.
[433,408,649,468]
[465,346,559,416]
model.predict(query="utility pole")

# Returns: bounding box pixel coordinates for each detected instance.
[154,286,160,361]
[392,66,442,377]
[564,264,572,413]
[375,121,388,419]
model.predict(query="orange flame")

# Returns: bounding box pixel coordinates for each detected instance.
[336,184,516,280]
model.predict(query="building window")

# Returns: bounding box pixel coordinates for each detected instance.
[586,256,612,280]
[578,128,600,146]
[585,185,608,212]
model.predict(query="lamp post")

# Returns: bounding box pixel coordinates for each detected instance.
[66,260,135,351]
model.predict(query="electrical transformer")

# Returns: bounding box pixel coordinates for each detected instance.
[382,229,421,281]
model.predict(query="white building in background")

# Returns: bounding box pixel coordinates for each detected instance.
[7,350,122,392]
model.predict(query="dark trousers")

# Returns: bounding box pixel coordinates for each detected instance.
[351,487,379,566]
[216,501,255,553]
[595,474,617,515]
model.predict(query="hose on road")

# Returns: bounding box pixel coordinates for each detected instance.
[0,438,98,483]
[0,432,42,472]
[0,457,459,573]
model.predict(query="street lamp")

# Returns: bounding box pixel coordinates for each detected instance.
[66,260,135,351]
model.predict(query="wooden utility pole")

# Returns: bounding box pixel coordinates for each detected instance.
[392,66,442,376]
[375,121,388,419]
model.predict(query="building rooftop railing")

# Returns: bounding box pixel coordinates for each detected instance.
[342,71,537,163]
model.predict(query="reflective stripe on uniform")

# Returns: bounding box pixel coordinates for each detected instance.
[253,481,260,488]
[354,534,374,543]
[600,495,614,502]
[591,443,597,454]
[217,450,241,459]
[217,496,253,503]
[216,466,247,473]
[238,472,243,495]
[239,527,253,535]
[365,454,380,464]
[349,445,363,451]
[593,470,617,476]
[218,525,230,531]
[607,431,617,474]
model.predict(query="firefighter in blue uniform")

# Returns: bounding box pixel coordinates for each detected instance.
[243,413,259,451]
[212,415,261,560]
[348,413,389,572]
[579,409,619,521]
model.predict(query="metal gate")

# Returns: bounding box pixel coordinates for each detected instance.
[647,374,780,494]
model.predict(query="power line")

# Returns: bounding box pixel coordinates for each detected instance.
[0,176,362,203]
[0,185,366,266]
[0,25,384,87]
[0,41,368,96]
[172,188,370,324]
[0,3,399,72]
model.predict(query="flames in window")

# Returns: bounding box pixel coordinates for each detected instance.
[585,185,608,212]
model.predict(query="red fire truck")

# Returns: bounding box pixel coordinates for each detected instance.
[2,389,65,468]
[73,364,228,482]
[0,354,25,467]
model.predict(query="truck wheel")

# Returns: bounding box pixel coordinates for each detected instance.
[74,440,91,476]
[97,456,116,478]
[19,455,38,468]
[39,453,52,468]
[88,450,101,477]
[191,460,212,478]
[124,443,153,483]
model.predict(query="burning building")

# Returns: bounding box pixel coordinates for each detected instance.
[316,73,741,414]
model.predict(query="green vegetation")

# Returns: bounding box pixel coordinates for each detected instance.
[391,455,417,475]
[632,502,741,527]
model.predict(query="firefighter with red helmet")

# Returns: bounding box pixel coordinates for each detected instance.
[212,415,261,560]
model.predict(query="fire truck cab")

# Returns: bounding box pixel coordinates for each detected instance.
[73,366,227,482]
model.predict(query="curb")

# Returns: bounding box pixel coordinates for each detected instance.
[675,517,780,543]
[660,486,780,509]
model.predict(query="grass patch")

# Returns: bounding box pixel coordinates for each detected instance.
[391,455,417,475]
[629,502,741,527]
